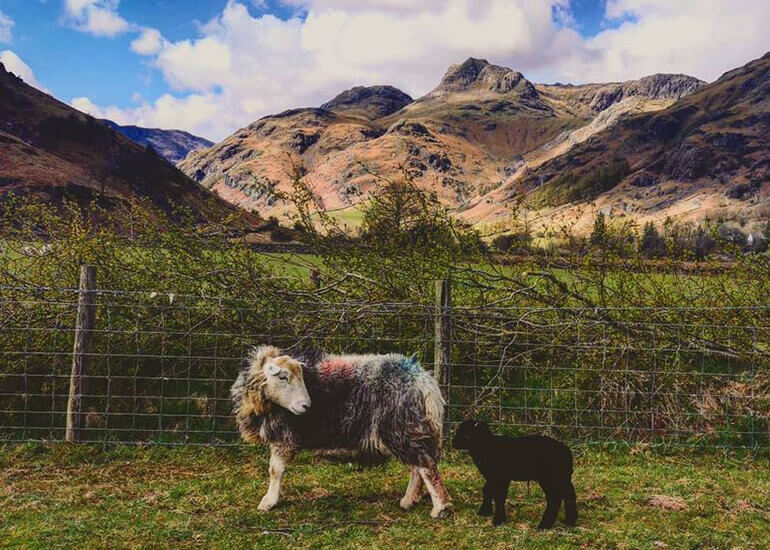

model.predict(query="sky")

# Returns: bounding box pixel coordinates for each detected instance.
[0,0,768,141]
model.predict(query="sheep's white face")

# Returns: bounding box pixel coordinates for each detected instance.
[262,356,311,415]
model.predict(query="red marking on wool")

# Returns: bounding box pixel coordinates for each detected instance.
[318,359,355,378]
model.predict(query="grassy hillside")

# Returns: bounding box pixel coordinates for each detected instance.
[514,52,770,229]
[0,62,248,222]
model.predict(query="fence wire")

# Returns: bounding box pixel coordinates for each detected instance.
[1,284,768,448]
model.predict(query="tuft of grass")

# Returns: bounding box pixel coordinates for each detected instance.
[1,444,768,549]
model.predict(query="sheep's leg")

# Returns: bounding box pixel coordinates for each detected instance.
[478,479,493,517]
[492,480,510,526]
[537,480,563,529]
[258,445,295,511]
[563,480,578,526]
[418,464,452,518]
[399,467,426,510]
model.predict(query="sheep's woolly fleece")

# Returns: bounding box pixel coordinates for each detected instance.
[231,348,444,466]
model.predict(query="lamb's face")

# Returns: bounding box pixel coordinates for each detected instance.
[262,356,311,415]
[452,419,489,450]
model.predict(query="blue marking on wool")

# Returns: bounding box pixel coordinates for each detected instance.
[398,353,422,375]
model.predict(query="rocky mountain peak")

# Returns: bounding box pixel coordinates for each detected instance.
[102,120,214,165]
[430,57,533,97]
[570,73,706,114]
[320,85,413,119]
[439,57,491,89]
[626,74,706,100]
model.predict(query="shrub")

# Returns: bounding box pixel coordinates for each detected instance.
[269,226,294,242]
[492,232,531,253]
[639,221,666,258]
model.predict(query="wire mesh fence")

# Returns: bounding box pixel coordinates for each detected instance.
[1,276,768,448]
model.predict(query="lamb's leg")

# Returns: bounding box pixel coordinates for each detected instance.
[478,479,493,517]
[400,467,426,510]
[537,480,563,529]
[418,463,452,518]
[563,480,578,526]
[492,480,510,526]
[258,445,295,511]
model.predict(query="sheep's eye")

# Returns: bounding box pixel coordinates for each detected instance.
[276,372,289,382]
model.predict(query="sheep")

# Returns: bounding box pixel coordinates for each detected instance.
[231,345,452,518]
[452,419,577,528]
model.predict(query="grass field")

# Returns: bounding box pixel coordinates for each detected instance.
[2,445,768,549]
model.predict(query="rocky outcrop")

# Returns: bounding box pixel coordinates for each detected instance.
[580,74,705,113]
[427,57,542,102]
[321,85,412,119]
[542,74,707,117]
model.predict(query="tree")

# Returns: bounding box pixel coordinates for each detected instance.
[693,228,716,260]
[590,212,607,248]
[639,221,666,258]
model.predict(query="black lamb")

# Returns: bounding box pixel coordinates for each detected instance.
[452,419,577,528]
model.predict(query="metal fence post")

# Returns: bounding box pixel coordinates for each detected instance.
[66,265,97,443]
[434,279,451,435]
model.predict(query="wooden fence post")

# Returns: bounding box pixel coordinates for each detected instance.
[434,279,451,432]
[310,268,321,289]
[66,265,97,443]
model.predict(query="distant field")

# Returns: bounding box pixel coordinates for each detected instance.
[2,240,751,304]
[308,204,366,230]
[327,204,365,228]
[1,445,768,549]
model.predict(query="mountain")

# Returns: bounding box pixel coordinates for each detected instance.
[102,121,214,164]
[0,62,248,222]
[320,85,413,119]
[180,57,706,226]
[476,52,770,234]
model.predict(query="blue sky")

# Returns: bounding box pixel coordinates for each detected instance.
[0,1,767,140]
[2,1,259,106]
[3,0,610,108]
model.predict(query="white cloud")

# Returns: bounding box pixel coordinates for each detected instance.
[76,0,770,141]
[0,50,48,92]
[560,0,770,83]
[279,0,448,14]
[64,0,130,37]
[72,92,232,137]
[131,28,165,56]
[81,1,579,140]
[0,11,14,43]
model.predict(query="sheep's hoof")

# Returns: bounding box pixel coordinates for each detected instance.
[478,504,493,517]
[492,514,506,526]
[430,503,453,519]
[258,496,278,511]
[399,497,416,511]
